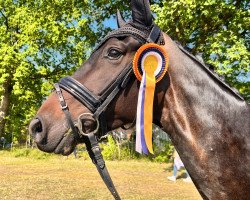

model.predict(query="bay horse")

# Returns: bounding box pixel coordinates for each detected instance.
[29,0,250,199]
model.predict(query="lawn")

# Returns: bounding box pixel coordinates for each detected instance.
[0,150,201,200]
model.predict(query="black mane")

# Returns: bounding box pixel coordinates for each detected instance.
[176,41,245,101]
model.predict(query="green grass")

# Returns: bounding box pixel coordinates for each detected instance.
[0,150,201,200]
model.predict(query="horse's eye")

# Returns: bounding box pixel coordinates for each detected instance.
[107,48,122,59]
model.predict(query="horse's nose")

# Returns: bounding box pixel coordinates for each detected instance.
[29,117,46,144]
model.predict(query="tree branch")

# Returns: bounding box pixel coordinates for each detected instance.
[0,8,9,30]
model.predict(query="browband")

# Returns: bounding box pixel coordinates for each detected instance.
[94,24,164,52]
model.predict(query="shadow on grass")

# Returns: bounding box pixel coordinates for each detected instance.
[163,164,189,179]
[163,164,173,172]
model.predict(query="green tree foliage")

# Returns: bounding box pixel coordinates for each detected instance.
[152,0,250,99]
[0,0,126,142]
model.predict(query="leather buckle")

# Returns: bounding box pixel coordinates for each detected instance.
[61,103,68,110]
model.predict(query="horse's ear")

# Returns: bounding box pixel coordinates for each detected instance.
[117,10,126,28]
[131,0,153,27]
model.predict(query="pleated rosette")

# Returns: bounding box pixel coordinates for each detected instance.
[133,43,168,154]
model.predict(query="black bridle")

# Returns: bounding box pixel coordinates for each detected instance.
[54,22,164,200]
[56,62,134,137]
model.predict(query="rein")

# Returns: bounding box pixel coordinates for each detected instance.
[53,23,163,200]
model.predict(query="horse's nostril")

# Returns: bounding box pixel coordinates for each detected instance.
[29,118,43,138]
[29,118,47,144]
[35,121,42,132]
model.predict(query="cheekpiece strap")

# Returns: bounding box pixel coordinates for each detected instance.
[147,24,161,43]
[54,83,79,137]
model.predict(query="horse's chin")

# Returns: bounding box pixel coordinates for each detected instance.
[53,134,77,155]
[36,130,77,156]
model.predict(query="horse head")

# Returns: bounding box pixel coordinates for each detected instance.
[29,0,250,199]
[29,0,168,156]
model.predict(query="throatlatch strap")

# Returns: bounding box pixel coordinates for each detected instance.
[85,133,121,200]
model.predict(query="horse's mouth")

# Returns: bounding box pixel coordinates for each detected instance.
[53,129,77,155]
[34,128,77,156]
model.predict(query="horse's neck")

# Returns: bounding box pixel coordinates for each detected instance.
[160,34,250,199]
[162,36,249,138]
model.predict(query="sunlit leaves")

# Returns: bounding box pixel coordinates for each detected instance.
[0,0,122,141]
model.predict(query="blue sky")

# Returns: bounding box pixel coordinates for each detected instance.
[103,16,117,29]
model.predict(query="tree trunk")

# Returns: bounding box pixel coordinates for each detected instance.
[0,79,12,138]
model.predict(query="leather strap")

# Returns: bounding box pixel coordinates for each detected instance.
[93,68,133,118]
[54,83,79,137]
[59,77,100,113]
[147,24,161,43]
[94,24,163,52]
[85,133,121,200]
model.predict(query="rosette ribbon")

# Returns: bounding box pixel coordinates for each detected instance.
[133,43,168,154]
